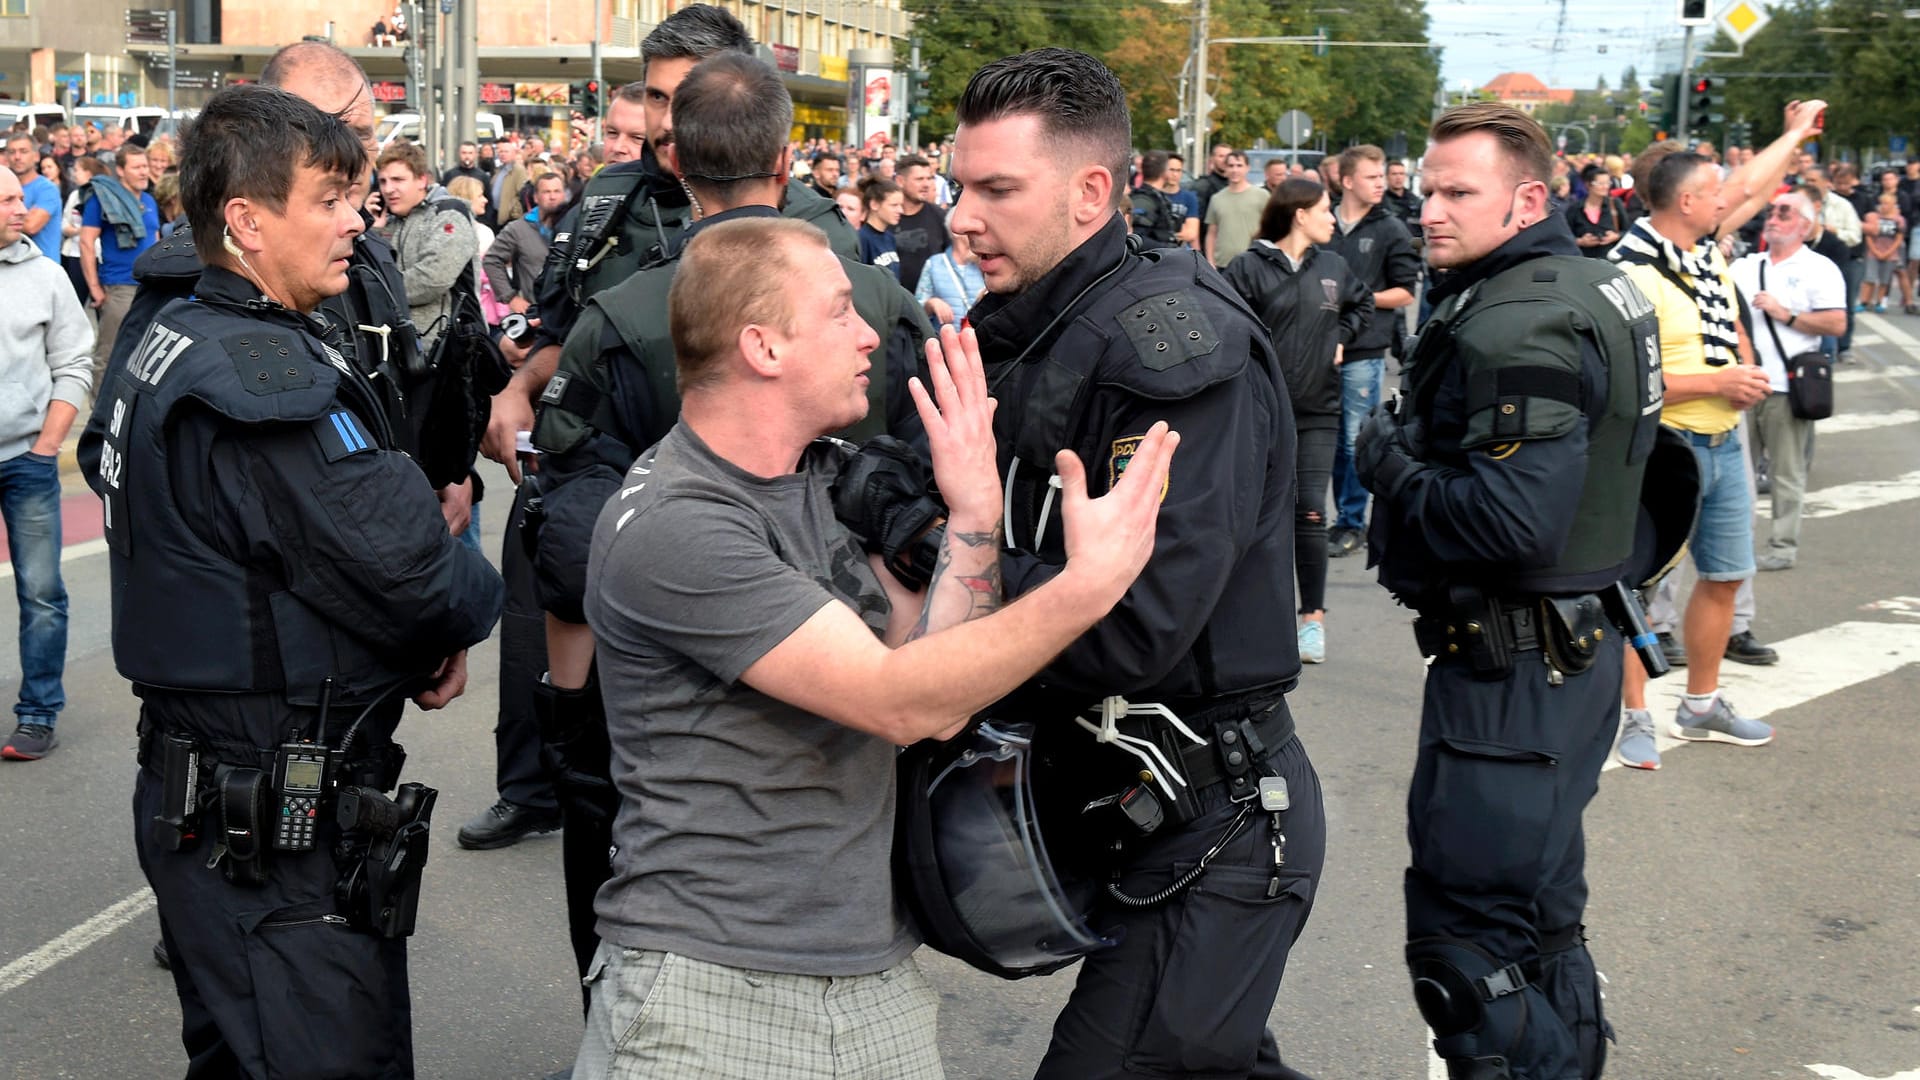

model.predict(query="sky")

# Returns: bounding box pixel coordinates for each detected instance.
[1429,0,1692,93]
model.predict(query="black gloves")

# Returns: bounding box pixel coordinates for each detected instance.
[1354,399,1425,504]
[829,436,947,588]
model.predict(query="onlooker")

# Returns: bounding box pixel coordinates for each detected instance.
[913,216,986,329]
[890,154,947,292]
[0,168,93,761]
[1190,141,1232,251]
[1799,166,1859,364]
[374,141,478,353]
[444,175,498,322]
[1382,159,1422,243]
[443,140,488,188]
[1162,151,1200,248]
[1261,157,1287,192]
[1326,143,1418,558]
[1832,162,1874,355]
[151,172,183,236]
[78,145,159,395]
[1566,164,1624,258]
[1611,148,1786,768]
[488,140,529,231]
[857,176,903,280]
[1201,150,1265,267]
[484,171,567,316]
[1731,189,1846,573]
[7,132,61,261]
[808,150,841,199]
[144,135,177,175]
[1221,177,1371,665]
[1861,192,1906,314]
[58,157,103,308]
[832,187,865,234]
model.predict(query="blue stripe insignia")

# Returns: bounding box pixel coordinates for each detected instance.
[314,410,374,462]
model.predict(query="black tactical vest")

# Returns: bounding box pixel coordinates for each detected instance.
[100,298,408,705]
[1409,254,1661,591]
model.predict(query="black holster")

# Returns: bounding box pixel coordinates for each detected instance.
[216,765,272,887]
[335,782,437,939]
[1538,593,1607,677]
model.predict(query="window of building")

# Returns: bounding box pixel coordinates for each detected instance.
[0,0,28,15]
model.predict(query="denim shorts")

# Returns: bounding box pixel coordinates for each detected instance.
[1681,428,1755,581]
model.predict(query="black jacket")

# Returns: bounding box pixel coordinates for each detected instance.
[1382,187,1424,240]
[971,215,1300,702]
[1327,202,1419,357]
[1222,242,1373,425]
[1564,197,1625,259]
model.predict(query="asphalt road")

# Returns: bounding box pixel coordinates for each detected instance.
[2,314,1917,1080]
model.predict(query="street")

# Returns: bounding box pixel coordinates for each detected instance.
[1,314,1917,1080]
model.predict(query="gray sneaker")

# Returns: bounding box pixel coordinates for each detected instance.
[1,723,57,761]
[1615,710,1660,770]
[1756,552,1795,572]
[1672,696,1774,746]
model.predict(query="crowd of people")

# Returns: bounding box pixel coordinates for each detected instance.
[0,5,1902,1078]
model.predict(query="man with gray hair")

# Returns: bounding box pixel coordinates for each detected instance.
[1730,188,1845,571]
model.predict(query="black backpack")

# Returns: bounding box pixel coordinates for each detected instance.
[1129,184,1179,249]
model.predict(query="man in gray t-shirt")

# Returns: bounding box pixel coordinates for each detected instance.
[573,214,1177,1079]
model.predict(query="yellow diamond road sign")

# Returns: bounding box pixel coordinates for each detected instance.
[1719,0,1770,45]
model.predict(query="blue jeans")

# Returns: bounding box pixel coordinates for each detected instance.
[1681,429,1756,581]
[1332,356,1385,530]
[456,501,483,555]
[1,452,67,726]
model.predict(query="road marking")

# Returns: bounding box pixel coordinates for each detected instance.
[1859,312,1920,349]
[1835,363,1919,383]
[0,888,155,997]
[1806,1066,1920,1080]
[1755,470,1920,521]
[1817,408,1920,434]
[0,537,107,583]
[1609,619,1920,773]
[1861,598,1920,620]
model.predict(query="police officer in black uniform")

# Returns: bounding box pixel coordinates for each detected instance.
[107,86,503,1079]
[1356,103,1661,1079]
[947,50,1325,1079]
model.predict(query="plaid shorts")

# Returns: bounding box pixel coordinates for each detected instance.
[573,944,944,1080]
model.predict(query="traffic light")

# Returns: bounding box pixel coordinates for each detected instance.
[569,81,588,111]
[1688,75,1724,138]
[1657,73,1681,137]
[582,78,602,119]
[1678,0,1709,23]
[1726,119,1749,149]
[908,67,932,120]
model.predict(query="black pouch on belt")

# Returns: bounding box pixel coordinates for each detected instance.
[217,765,271,887]
[1539,593,1607,676]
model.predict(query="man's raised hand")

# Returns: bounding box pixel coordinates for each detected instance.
[909,324,1000,527]
[1056,421,1179,605]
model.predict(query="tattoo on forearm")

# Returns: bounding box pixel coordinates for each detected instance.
[906,525,1004,642]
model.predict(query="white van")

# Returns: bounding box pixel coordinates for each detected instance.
[375,111,506,150]
[0,103,71,133]
[74,106,170,138]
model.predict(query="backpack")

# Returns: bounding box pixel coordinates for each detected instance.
[408,194,511,488]
[1128,184,1179,249]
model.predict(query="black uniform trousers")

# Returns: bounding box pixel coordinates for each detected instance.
[495,485,556,811]
[1036,731,1324,1080]
[1405,643,1620,1080]
[134,766,413,1080]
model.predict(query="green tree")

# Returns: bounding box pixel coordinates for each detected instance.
[901,0,1126,142]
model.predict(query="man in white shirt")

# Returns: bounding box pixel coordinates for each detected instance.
[1731,188,1847,571]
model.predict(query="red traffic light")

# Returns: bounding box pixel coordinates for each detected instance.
[1692,77,1712,93]
[585,79,600,94]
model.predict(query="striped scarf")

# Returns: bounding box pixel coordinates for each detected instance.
[1610,218,1740,367]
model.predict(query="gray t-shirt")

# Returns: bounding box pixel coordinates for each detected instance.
[583,422,916,976]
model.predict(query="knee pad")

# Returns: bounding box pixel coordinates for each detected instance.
[1407,937,1531,1077]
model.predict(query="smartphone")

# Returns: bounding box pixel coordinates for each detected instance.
[1813,108,1826,134]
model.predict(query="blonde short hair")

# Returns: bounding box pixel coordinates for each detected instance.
[669,217,829,393]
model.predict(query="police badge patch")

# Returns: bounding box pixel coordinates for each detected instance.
[1108,434,1170,500]
[1320,277,1341,312]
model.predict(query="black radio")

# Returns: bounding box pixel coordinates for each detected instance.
[271,742,328,851]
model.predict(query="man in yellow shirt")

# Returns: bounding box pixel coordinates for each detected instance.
[1612,150,1777,758]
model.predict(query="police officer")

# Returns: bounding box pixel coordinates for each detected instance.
[524,50,932,995]
[1356,103,1660,1079]
[481,3,855,480]
[109,86,504,1078]
[947,49,1325,1079]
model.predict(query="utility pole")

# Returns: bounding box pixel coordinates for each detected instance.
[592,0,604,133]
[165,9,177,115]
[1190,0,1209,170]
[1675,24,1695,141]
[907,38,921,150]
[459,0,478,153]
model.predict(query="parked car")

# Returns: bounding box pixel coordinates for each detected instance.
[375,111,506,150]
[74,105,170,138]
[0,103,72,133]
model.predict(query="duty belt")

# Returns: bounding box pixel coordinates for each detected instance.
[1413,600,1541,660]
